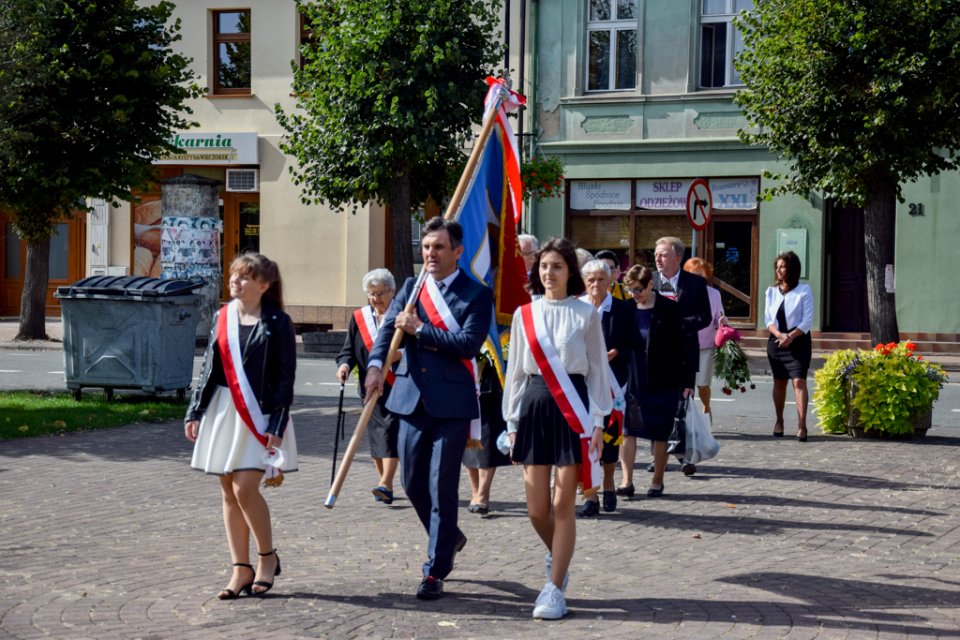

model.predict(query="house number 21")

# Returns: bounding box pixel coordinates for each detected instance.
[908,203,925,216]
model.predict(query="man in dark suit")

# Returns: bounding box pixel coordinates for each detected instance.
[652,236,712,475]
[366,217,493,600]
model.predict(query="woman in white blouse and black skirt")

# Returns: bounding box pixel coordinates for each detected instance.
[503,237,611,620]
[764,251,814,442]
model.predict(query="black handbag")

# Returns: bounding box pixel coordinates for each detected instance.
[666,398,687,457]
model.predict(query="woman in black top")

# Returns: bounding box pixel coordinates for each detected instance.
[185,254,296,599]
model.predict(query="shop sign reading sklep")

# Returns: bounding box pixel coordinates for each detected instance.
[154,132,259,165]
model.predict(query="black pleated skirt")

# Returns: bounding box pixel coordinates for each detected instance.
[511,375,585,467]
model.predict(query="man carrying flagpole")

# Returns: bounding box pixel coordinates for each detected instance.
[365,216,493,600]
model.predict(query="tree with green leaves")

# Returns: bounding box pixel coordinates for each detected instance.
[276,0,502,281]
[0,0,199,340]
[734,0,960,345]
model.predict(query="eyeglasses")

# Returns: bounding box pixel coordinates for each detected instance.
[366,290,392,298]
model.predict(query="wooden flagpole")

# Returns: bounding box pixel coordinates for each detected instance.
[324,88,506,508]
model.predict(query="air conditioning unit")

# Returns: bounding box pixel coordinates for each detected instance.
[90,267,108,276]
[226,168,259,193]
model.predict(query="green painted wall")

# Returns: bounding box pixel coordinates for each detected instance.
[527,0,959,333]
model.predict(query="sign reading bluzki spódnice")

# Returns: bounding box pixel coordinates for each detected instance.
[154,132,259,165]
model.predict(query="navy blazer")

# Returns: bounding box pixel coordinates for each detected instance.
[369,270,493,420]
[654,269,711,380]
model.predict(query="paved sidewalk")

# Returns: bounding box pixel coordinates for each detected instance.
[2,393,960,639]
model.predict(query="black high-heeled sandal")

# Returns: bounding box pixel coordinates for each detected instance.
[252,549,281,596]
[218,562,254,600]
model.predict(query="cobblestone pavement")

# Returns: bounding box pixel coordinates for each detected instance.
[2,395,960,640]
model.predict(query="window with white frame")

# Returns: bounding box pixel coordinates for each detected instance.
[699,0,753,89]
[586,0,638,92]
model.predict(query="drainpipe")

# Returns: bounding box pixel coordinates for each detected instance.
[525,0,539,236]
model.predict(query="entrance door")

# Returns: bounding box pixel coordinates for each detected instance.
[704,214,758,325]
[825,203,869,331]
[221,193,260,298]
[0,215,85,316]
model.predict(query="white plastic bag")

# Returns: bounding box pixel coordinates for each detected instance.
[685,399,720,464]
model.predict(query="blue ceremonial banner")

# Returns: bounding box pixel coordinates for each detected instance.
[457,124,529,385]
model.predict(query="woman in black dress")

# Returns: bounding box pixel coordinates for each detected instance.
[462,358,512,515]
[764,251,814,441]
[620,265,695,498]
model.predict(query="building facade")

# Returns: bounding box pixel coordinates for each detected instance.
[524,0,960,337]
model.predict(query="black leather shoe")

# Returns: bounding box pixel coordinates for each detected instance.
[647,463,655,472]
[602,490,617,512]
[646,484,664,498]
[451,533,467,570]
[615,484,635,498]
[416,576,443,600]
[681,462,697,476]
[576,499,600,518]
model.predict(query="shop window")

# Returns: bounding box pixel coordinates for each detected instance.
[213,10,252,95]
[586,0,638,92]
[699,0,752,89]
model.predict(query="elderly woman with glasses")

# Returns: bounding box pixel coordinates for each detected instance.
[336,268,401,504]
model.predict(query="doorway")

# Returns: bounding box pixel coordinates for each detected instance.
[824,202,869,332]
[221,193,260,298]
[704,214,759,325]
[0,214,85,316]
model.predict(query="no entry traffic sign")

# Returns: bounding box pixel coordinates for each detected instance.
[686,179,712,231]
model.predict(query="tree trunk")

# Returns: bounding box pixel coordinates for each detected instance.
[16,235,51,340]
[862,178,900,346]
[390,162,414,282]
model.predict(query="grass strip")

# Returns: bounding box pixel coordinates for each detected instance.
[0,390,187,440]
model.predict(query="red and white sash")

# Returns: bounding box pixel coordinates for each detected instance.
[216,300,281,481]
[519,300,602,496]
[354,306,396,387]
[417,278,482,445]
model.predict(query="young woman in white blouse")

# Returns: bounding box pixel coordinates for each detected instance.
[764,251,815,442]
[503,237,611,620]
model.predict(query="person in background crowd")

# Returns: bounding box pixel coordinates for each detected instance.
[594,249,628,301]
[575,247,594,270]
[619,265,694,498]
[518,234,540,275]
[651,237,711,476]
[682,258,727,419]
[765,250,814,442]
[503,237,610,620]
[365,217,493,601]
[576,259,635,516]
[185,253,296,599]
[336,268,400,504]
[462,357,512,515]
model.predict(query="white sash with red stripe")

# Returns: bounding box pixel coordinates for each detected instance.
[354,306,396,387]
[418,278,482,444]
[519,300,602,495]
[216,300,281,481]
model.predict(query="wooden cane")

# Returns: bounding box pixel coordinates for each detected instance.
[324,89,506,509]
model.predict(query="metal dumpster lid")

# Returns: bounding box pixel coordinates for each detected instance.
[55,276,204,298]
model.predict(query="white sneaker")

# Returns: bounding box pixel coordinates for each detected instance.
[544,553,570,592]
[533,581,567,620]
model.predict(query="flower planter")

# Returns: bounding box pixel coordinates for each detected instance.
[845,381,932,440]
